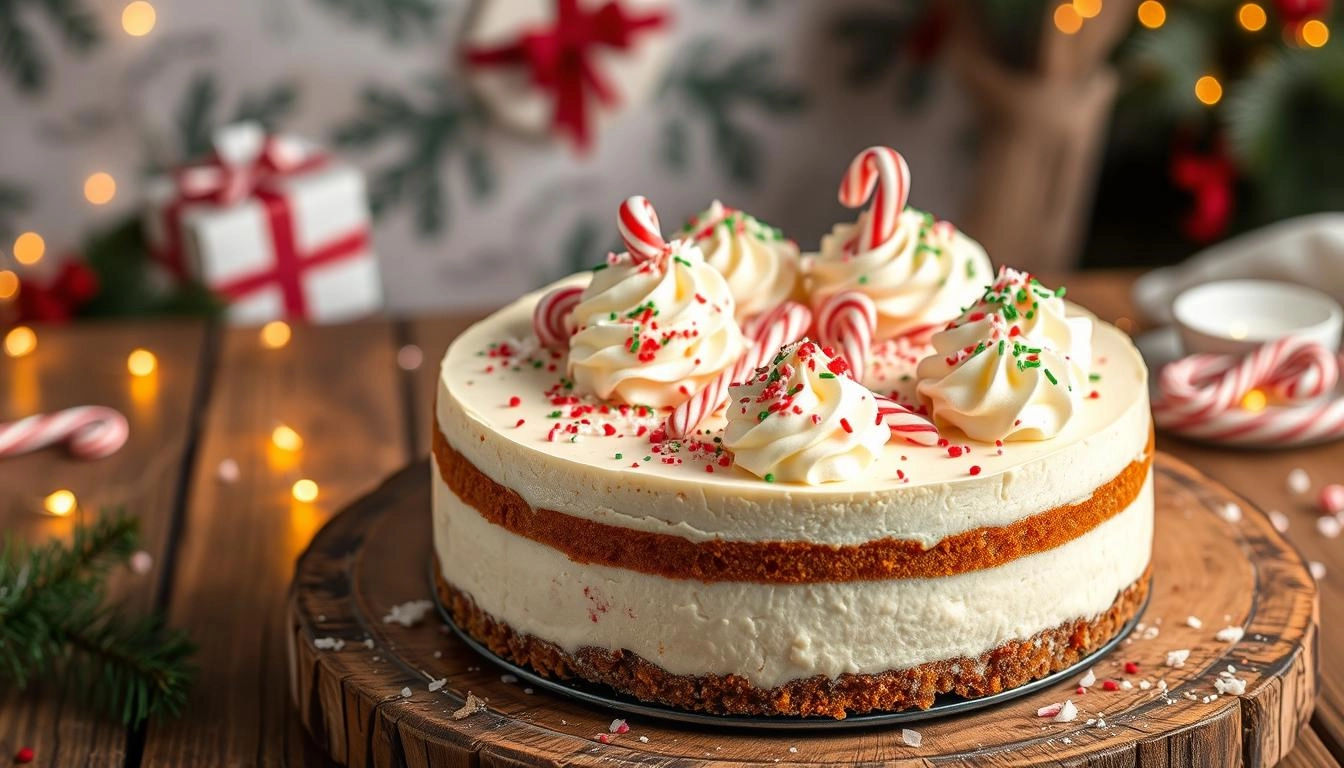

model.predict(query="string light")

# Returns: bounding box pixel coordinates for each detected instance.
[1241,388,1268,412]
[260,320,291,349]
[121,1,156,36]
[4,326,36,358]
[1301,19,1330,47]
[1137,0,1166,29]
[1237,3,1267,32]
[0,270,18,300]
[84,172,117,205]
[1195,75,1223,106]
[1073,0,1103,19]
[292,479,319,503]
[13,231,44,265]
[44,489,77,517]
[1054,3,1084,34]
[272,425,303,451]
[127,348,157,377]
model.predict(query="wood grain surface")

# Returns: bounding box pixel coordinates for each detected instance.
[2,270,1342,767]
[288,453,1315,767]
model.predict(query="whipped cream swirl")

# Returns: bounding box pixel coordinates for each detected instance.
[806,209,992,341]
[568,241,745,409]
[723,339,889,484]
[915,271,1090,442]
[683,201,802,322]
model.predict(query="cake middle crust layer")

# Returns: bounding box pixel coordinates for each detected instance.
[432,466,1154,689]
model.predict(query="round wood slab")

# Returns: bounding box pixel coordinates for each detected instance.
[287,453,1317,767]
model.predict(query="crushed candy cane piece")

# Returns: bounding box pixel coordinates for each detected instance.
[1037,703,1063,718]
[400,687,412,698]
[1166,649,1191,668]
[217,458,240,483]
[383,599,435,627]
[1215,626,1245,643]
[902,728,922,747]
[1078,668,1096,687]
[1102,680,1119,691]
[1321,484,1344,515]
[1311,561,1327,580]
[1053,700,1079,723]
[638,736,649,743]
[1186,615,1203,629]
[1317,515,1341,539]
[610,719,629,734]
[429,678,446,692]
[1124,661,1140,674]
[1269,510,1290,533]
[596,733,611,744]
[1287,468,1310,494]
[1215,677,1247,696]
[1139,680,1152,690]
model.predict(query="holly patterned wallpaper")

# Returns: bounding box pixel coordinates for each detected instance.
[0,0,975,311]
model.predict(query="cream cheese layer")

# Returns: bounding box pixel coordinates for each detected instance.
[433,469,1154,688]
[436,277,1151,548]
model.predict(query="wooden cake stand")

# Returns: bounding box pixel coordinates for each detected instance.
[287,453,1317,767]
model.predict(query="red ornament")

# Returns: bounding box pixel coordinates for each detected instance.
[16,259,100,324]
[1275,0,1329,25]
[464,0,670,150]
[1171,142,1236,244]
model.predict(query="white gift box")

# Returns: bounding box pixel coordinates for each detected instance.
[144,123,384,325]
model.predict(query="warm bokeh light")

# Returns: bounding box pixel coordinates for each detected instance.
[44,489,77,517]
[84,172,117,205]
[1054,3,1084,34]
[1301,19,1329,47]
[121,1,156,36]
[272,424,304,451]
[1073,0,1103,19]
[0,270,18,300]
[1237,3,1267,32]
[1241,388,1268,412]
[292,479,319,503]
[260,320,292,349]
[1195,75,1223,106]
[4,326,36,358]
[127,348,157,376]
[1137,0,1166,28]
[13,231,44,265]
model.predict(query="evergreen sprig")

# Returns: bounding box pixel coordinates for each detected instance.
[0,510,197,726]
[309,0,439,42]
[0,0,101,94]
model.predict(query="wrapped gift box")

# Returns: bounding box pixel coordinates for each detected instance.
[145,122,383,325]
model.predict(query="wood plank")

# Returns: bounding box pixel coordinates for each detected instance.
[140,320,408,767]
[0,320,208,767]
[1282,727,1342,768]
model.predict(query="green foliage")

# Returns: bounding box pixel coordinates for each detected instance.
[0,0,101,94]
[174,71,301,161]
[77,216,222,319]
[0,510,196,726]
[831,3,925,86]
[333,77,494,236]
[660,41,807,185]
[309,0,439,42]
[0,178,31,243]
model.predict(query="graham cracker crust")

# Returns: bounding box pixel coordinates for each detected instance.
[436,564,1152,720]
[433,420,1154,584]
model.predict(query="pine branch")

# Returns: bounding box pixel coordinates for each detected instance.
[0,178,31,242]
[0,510,197,725]
[309,0,439,42]
[830,4,920,86]
[233,82,300,131]
[0,0,102,94]
[176,72,219,159]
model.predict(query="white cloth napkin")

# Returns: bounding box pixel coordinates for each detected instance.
[1133,213,1344,326]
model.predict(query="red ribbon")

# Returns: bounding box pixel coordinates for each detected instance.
[1172,142,1236,244]
[465,0,669,150]
[16,260,100,324]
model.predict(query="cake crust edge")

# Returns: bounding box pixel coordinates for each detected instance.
[436,563,1151,720]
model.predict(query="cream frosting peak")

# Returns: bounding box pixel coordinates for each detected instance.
[568,242,745,409]
[915,271,1090,443]
[806,209,993,342]
[723,339,889,484]
[682,201,802,322]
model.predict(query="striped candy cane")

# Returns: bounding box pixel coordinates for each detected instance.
[816,290,877,382]
[1154,336,1344,447]
[533,285,584,351]
[839,146,910,252]
[617,195,667,264]
[0,406,129,460]
[873,394,940,446]
[666,301,812,438]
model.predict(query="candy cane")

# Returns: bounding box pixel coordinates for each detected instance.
[617,195,666,264]
[666,301,812,438]
[1154,336,1344,447]
[838,146,910,252]
[533,285,584,351]
[816,290,877,382]
[0,406,129,460]
[873,394,939,446]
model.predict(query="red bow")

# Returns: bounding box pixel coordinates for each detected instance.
[466,0,669,150]
[173,134,327,207]
[16,260,100,324]
[1172,143,1236,244]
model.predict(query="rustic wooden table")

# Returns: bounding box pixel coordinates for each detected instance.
[1,271,1340,767]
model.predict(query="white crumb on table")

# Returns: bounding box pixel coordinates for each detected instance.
[500,674,518,684]
[428,678,446,692]
[1287,468,1310,495]
[902,728,922,747]
[1053,700,1079,723]
[1166,649,1191,668]
[383,599,435,627]
[1185,616,1202,629]
[313,637,345,651]
[1215,626,1245,643]
[1269,510,1290,533]
[1219,503,1242,523]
